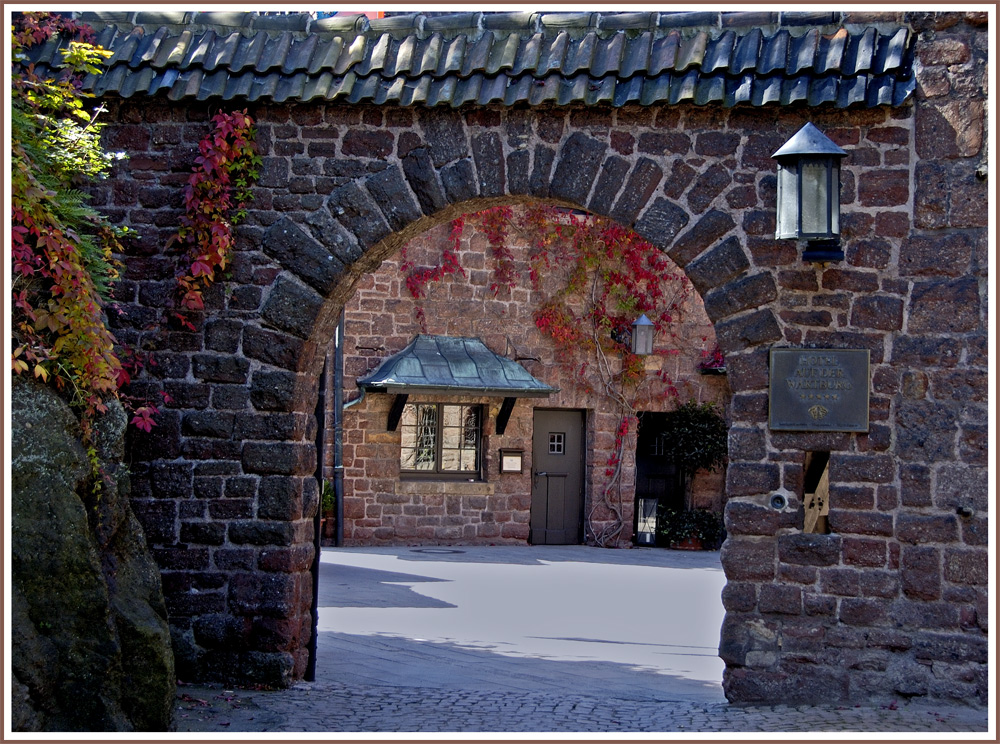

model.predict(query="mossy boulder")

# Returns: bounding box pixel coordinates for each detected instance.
[11,378,175,731]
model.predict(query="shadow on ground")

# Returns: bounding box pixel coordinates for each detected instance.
[318,563,455,608]
[315,629,726,703]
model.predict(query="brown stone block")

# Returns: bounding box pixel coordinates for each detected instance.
[850,296,903,331]
[820,268,879,293]
[830,454,894,484]
[930,368,988,402]
[721,536,775,580]
[258,546,314,573]
[839,597,891,626]
[915,100,984,160]
[943,547,987,585]
[724,500,790,536]
[829,485,874,511]
[901,545,942,600]
[896,514,958,544]
[828,510,894,537]
[820,568,860,597]
[758,584,802,615]
[803,592,837,616]
[726,463,780,497]
[918,38,971,66]
[745,236,798,266]
[858,170,909,207]
[778,564,818,584]
[843,538,886,568]
[776,270,819,292]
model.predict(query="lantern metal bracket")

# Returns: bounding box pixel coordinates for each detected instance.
[801,239,845,263]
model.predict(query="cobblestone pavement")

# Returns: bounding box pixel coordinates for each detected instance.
[174,680,989,734]
[173,546,990,735]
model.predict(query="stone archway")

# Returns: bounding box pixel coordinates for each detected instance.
[84,10,988,706]
[121,101,791,686]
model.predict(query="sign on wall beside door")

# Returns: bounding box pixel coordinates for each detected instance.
[768,349,870,432]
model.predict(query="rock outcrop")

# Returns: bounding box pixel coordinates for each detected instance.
[11,378,175,731]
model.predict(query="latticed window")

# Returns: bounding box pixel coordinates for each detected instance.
[400,403,481,477]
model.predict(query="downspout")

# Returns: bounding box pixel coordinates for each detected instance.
[333,310,345,547]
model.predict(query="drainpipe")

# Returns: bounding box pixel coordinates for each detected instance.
[306,350,328,682]
[333,310,345,547]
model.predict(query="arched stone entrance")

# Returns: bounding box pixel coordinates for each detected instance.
[51,10,986,705]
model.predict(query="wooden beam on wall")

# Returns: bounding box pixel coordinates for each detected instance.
[387,393,408,431]
[496,397,516,436]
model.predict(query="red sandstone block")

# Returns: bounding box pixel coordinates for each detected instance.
[843,537,887,567]
[918,39,971,66]
[839,597,891,626]
[500,522,529,539]
[944,548,987,585]
[901,546,942,600]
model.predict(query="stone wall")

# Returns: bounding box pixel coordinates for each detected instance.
[328,211,728,546]
[95,10,988,702]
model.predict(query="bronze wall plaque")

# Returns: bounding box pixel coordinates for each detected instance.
[769,349,870,432]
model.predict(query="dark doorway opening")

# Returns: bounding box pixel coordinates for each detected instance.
[634,413,687,547]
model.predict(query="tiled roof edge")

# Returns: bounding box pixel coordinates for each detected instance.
[70,10,912,42]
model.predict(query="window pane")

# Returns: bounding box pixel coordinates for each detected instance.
[775,164,798,239]
[440,404,480,472]
[401,404,437,471]
[460,449,478,471]
[415,405,437,469]
[800,159,830,236]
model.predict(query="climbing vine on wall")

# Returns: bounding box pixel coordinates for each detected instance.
[400,203,694,547]
[171,109,261,323]
[10,13,128,442]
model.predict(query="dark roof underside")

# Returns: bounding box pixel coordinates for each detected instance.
[357,335,556,397]
[25,11,916,108]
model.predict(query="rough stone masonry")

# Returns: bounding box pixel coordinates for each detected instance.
[54,10,989,704]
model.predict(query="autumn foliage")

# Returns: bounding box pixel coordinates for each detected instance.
[10,13,127,432]
[172,109,261,319]
[401,203,694,546]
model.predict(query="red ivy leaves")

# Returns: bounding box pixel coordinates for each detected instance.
[402,216,466,328]
[10,13,125,430]
[173,109,260,314]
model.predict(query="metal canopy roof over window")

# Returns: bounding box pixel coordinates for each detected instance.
[357,335,557,397]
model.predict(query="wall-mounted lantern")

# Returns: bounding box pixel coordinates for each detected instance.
[634,496,658,546]
[771,122,847,263]
[631,314,654,356]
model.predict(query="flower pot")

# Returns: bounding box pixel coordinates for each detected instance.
[670,535,703,550]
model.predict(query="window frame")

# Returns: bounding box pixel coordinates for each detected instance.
[399,402,484,481]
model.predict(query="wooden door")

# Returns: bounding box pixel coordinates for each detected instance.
[530,409,585,545]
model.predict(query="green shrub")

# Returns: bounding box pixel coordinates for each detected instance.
[660,400,728,476]
[658,508,725,549]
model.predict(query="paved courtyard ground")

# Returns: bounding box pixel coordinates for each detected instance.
[175,545,990,735]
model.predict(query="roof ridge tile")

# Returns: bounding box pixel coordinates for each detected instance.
[25,11,915,109]
[538,31,570,77]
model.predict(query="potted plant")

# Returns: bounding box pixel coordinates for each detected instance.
[658,508,725,550]
[659,400,728,476]
[697,343,727,374]
[655,401,728,550]
[320,480,336,541]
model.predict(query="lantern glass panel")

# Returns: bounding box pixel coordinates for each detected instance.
[631,323,654,355]
[636,497,658,545]
[775,162,798,239]
[799,158,829,236]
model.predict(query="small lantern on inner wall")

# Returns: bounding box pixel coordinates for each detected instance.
[771,122,848,263]
[631,314,654,356]
[634,497,658,546]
